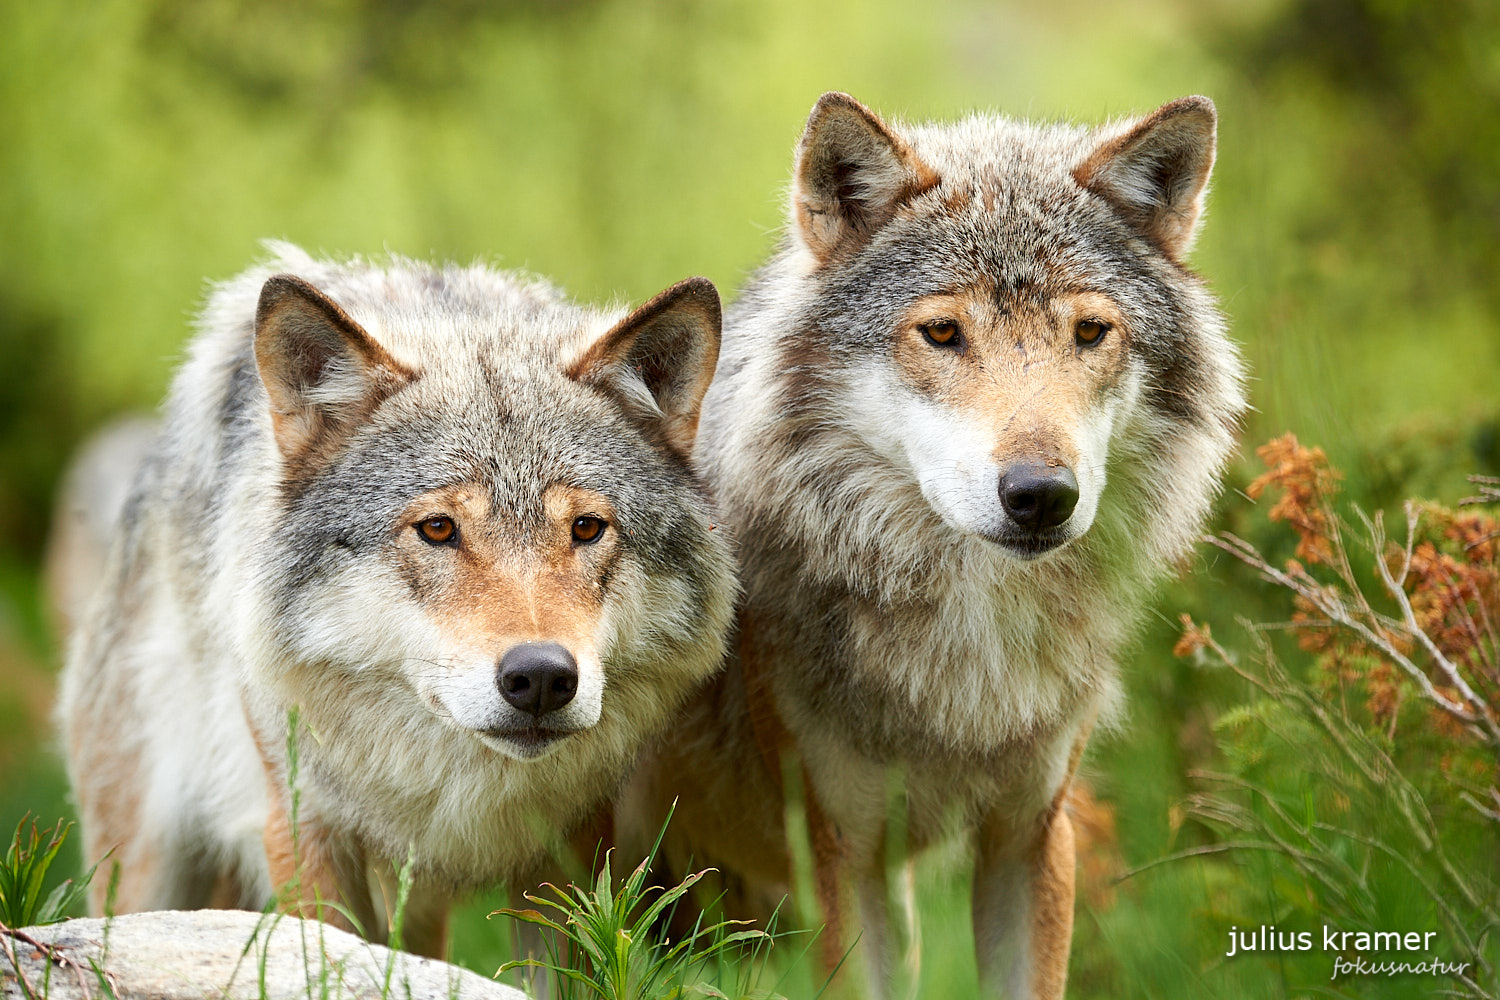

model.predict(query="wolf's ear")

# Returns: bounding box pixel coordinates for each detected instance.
[1073,96,1217,261]
[792,92,939,265]
[253,274,413,464]
[566,277,722,457]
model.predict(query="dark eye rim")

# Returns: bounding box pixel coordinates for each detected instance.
[571,515,607,545]
[1074,318,1112,348]
[415,515,459,546]
[919,320,965,351]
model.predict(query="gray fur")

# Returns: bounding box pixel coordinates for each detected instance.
[56,243,736,930]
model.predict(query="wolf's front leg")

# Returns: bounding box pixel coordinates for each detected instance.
[855,858,920,1000]
[804,776,849,979]
[972,807,1075,1000]
[263,788,376,937]
[394,885,451,959]
[369,867,451,959]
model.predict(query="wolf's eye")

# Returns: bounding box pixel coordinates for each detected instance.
[571,516,606,545]
[1075,319,1110,347]
[416,516,457,545]
[920,321,962,350]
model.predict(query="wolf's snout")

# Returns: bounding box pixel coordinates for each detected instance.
[999,462,1079,530]
[498,642,579,716]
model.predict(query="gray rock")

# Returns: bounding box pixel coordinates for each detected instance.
[1,910,529,1000]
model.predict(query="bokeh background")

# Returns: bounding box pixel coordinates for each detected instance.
[2,0,1496,996]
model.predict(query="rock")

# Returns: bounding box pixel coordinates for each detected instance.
[1,910,529,1000]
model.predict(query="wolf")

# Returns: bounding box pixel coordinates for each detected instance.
[54,243,737,957]
[620,93,1247,998]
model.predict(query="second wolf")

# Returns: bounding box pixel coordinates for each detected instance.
[622,93,1247,997]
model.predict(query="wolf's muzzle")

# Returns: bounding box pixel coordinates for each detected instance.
[498,642,579,717]
[999,461,1079,531]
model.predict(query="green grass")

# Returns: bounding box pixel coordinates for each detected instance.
[0,817,99,929]
[492,848,779,1000]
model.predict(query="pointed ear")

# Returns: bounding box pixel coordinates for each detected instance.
[253,274,413,464]
[792,91,939,265]
[1073,96,1217,261]
[565,277,722,457]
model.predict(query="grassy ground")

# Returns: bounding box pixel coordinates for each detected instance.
[2,0,1497,996]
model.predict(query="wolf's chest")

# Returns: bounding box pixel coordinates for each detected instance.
[290,693,627,890]
[777,568,1117,765]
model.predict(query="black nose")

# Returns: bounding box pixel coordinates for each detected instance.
[999,462,1080,530]
[498,643,579,717]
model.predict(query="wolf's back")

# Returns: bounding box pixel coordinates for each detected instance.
[44,417,158,639]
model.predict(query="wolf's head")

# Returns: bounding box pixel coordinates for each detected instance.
[243,257,735,761]
[718,93,1245,573]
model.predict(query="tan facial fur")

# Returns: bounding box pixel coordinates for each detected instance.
[859,285,1136,554]
[392,482,616,758]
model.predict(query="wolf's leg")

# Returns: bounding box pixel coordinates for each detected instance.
[367,866,450,959]
[972,805,1075,1000]
[502,811,613,996]
[207,867,257,909]
[262,788,374,937]
[566,802,614,878]
[804,774,848,979]
[971,838,1030,998]
[82,824,218,915]
[81,803,146,915]
[855,859,919,1000]
[897,858,921,995]
[1027,809,1075,999]
[855,869,894,999]
[396,886,450,959]
[72,747,226,914]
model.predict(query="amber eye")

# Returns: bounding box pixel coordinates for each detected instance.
[416,516,457,545]
[571,516,606,545]
[1075,319,1110,347]
[920,320,962,349]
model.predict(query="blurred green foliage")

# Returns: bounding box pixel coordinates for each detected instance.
[0,0,1496,996]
